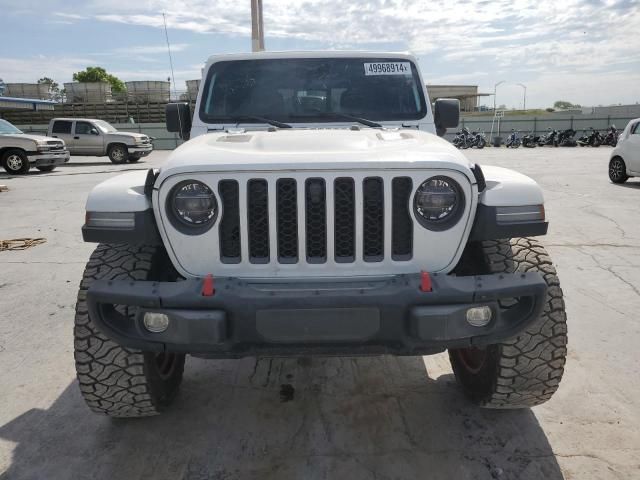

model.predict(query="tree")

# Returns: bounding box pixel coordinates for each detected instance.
[553,100,581,110]
[38,77,62,101]
[72,67,126,93]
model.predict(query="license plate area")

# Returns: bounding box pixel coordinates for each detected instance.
[256,307,380,343]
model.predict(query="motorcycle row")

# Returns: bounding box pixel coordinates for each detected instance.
[452,125,620,149]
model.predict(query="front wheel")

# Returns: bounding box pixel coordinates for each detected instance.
[74,244,185,417]
[609,157,628,184]
[2,149,30,174]
[108,144,129,164]
[449,238,568,408]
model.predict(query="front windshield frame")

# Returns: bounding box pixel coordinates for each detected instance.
[0,119,23,135]
[198,57,428,125]
[93,120,117,133]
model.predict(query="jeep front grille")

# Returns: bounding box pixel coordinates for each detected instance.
[217,176,413,265]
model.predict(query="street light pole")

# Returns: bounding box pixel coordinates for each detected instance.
[517,83,527,111]
[493,80,505,112]
[251,0,265,52]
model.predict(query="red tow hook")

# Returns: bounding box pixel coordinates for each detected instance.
[420,271,432,292]
[202,273,215,296]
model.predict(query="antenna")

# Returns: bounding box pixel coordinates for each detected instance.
[163,12,184,139]
[163,12,178,100]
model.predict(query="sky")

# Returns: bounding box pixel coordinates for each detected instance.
[0,0,639,109]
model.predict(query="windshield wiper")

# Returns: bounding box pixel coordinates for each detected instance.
[228,115,292,129]
[290,112,382,128]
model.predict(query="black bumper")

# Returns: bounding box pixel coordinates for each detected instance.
[86,272,547,358]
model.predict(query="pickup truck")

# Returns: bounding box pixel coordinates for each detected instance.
[0,118,69,174]
[47,118,153,164]
[75,51,567,417]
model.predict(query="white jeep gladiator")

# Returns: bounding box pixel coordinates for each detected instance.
[0,119,70,174]
[76,51,567,417]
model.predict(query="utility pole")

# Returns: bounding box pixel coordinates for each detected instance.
[251,0,265,52]
[493,80,505,112]
[517,83,527,111]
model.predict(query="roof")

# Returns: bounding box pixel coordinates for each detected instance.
[0,96,56,111]
[205,50,416,64]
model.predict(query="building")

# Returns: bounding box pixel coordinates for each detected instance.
[426,85,492,112]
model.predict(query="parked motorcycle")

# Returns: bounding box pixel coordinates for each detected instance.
[452,127,486,149]
[537,128,559,147]
[577,127,603,147]
[601,125,619,147]
[453,128,471,149]
[470,130,487,149]
[522,131,538,148]
[452,130,466,149]
[557,128,577,147]
[505,129,521,148]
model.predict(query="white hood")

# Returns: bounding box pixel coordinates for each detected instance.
[158,128,474,182]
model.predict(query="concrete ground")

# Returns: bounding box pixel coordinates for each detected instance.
[0,148,639,480]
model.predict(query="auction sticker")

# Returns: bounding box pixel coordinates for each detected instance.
[364,62,412,76]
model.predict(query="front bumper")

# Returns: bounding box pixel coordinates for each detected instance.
[86,272,547,358]
[128,145,153,156]
[27,151,70,167]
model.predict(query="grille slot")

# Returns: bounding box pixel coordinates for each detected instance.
[305,178,327,263]
[276,178,298,263]
[334,178,355,262]
[247,179,270,263]
[218,180,241,263]
[392,177,413,260]
[362,177,385,262]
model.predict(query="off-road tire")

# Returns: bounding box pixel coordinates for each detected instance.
[2,149,30,174]
[449,238,568,408]
[36,165,56,172]
[108,144,129,164]
[74,244,185,417]
[609,156,628,184]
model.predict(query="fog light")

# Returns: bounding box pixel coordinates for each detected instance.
[143,312,170,333]
[466,306,492,327]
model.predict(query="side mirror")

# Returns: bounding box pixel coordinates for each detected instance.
[90,128,99,135]
[166,103,192,140]
[433,98,460,137]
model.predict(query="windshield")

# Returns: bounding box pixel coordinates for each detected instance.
[93,120,117,133]
[0,119,23,135]
[199,57,427,124]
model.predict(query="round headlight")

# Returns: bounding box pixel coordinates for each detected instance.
[168,180,217,231]
[414,176,464,230]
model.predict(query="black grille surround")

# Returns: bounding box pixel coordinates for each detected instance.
[204,176,425,265]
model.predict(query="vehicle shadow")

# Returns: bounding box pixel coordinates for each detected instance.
[613,180,640,189]
[0,355,564,480]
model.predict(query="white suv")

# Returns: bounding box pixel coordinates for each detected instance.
[0,119,69,174]
[74,51,567,417]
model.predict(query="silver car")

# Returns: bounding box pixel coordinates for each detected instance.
[0,119,70,174]
[47,118,153,164]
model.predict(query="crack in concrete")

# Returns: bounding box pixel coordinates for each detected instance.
[578,247,640,298]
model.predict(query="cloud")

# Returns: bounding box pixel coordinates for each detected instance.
[0,56,95,84]
[4,0,640,107]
